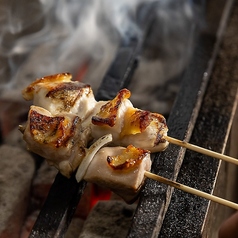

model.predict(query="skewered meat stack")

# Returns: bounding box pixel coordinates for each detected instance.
[91,87,169,152]
[20,72,167,202]
[19,73,238,208]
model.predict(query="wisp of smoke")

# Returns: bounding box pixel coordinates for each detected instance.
[0,0,202,113]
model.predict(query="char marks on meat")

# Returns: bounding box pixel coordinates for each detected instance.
[20,72,169,201]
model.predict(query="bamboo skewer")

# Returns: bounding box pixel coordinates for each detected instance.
[164,135,238,166]
[144,171,238,210]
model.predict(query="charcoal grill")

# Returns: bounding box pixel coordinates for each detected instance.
[29,0,238,237]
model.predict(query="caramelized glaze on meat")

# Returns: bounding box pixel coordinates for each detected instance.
[29,108,80,148]
[120,108,151,137]
[120,109,169,152]
[22,73,96,118]
[92,88,131,127]
[91,89,133,142]
[22,106,90,178]
[107,145,149,170]
[45,82,92,113]
[91,89,169,152]
[84,145,151,203]
[22,73,72,101]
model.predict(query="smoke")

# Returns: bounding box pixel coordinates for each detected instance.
[0,0,201,107]
[128,0,200,113]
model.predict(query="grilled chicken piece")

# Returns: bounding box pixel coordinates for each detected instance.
[91,89,169,152]
[83,145,151,203]
[22,73,97,119]
[120,108,169,152]
[91,89,133,142]
[20,105,91,178]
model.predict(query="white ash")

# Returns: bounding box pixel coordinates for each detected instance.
[0,144,35,237]
[79,200,136,238]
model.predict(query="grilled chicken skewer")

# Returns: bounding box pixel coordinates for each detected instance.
[90,82,238,165]
[20,73,169,177]
[20,72,238,178]
[76,141,238,210]
[19,72,238,210]
[76,140,238,210]
[22,72,169,152]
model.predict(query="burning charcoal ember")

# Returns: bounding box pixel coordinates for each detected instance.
[89,184,112,209]
[78,201,136,238]
[0,145,35,238]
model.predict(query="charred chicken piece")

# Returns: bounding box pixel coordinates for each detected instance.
[20,105,91,178]
[91,88,133,142]
[91,89,169,152]
[83,145,151,203]
[120,108,169,152]
[22,72,97,119]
